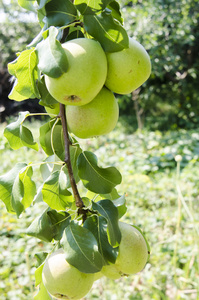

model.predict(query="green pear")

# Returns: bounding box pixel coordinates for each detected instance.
[45,38,107,106]
[105,38,151,94]
[101,264,122,280]
[45,103,60,116]
[101,222,149,279]
[42,248,94,300]
[94,272,104,281]
[115,222,149,274]
[66,87,119,139]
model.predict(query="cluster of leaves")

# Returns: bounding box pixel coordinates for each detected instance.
[1,124,199,299]
[0,110,127,272]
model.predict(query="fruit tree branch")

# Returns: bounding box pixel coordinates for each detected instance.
[59,103,84,209]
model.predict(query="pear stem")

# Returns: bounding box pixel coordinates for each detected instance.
[59,103,84,208]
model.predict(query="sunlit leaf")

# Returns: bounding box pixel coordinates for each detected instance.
[39,121,81,185]
[77,151,122,194]
[45,0,77,27]
[37,0,49,9]
[12,165,36,217]
[35,263,45,287]
[42,170,73,210]
[84,215,118,264]
[75,0,111,15]
[18,0,36,12]
[61,221,104,273]
[27,208,71,242]
[39,119,58,156]
[84,11,129,52]
[8,49,39,101]
[92,199,121,247]
[34,281,52,300]
[40,156,56,181]
[38,76,58,106]
[112,194,127,219]
[100,189,127,218]
[0,163,27,213]
[35,252,49,266]
[36,26,68,78]
[4,111,39,151]
[107,1,123,24]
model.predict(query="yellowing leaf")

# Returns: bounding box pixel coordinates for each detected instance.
[8,49,40,101]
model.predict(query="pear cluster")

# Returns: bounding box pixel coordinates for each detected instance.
[42,222,149,299]
[45,37,151,139]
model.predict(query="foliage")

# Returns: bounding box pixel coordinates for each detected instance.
[118,0,199,130]
[0,123,198,299]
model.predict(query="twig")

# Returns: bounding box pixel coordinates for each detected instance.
[59,103,84,208]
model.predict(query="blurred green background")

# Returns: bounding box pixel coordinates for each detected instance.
[0,0,199,299]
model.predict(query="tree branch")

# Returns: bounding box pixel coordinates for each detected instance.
[59,104,84,208]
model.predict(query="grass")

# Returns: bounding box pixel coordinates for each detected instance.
[0,120,199,300]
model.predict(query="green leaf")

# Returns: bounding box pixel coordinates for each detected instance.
[51,126,82,173]
[61,221,104,273]
[0,163,27,213]
[8,49,39,101]
[35,252,49,266]
[51,130,82,185]
[27,208,71,242]
[77,151,122,194]
[36,26,68,78]
[34,281,52,300]
[40,156,56,181]
[39,121,82,186]
[35,263,45,287]
[12,165,36,217]
[84,11,129,52]
[47,209,71,240]
[39,120,66,160]
[45,0,78,27]
[107,1,123,24]
[61,145,82,187]
[65,27,85,42]
[92,199,121,247]
[112,194,127,219]
[27,29,44,49]
[4,111,39,151]
[42,171,73,210]
[18,0,36,12]
[37,0,49,10]
[100,189,127,219]
[51,124,65,159]
[84,215,118,264]
[37,6,46,26]
[39,119,58,156]
[38,76,58,106]
[26,209,54,242]
[74,0,111,15]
